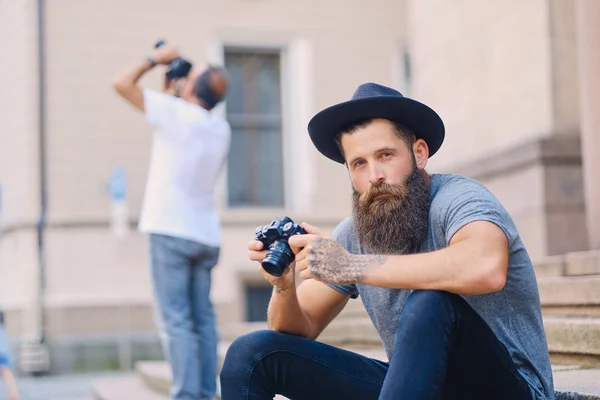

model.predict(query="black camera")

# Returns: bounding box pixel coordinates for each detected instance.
[254,216,306,277]
[154,40,193,80]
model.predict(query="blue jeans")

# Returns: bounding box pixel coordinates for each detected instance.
[220,290,533,400]
[150,234,220,400]
[0,321,11,368]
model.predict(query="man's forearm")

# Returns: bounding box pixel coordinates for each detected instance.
[308,222,508,296]
[112,60,153,111]
[113,59,153,91]
[358,239,506,295]
[267,286,312,338]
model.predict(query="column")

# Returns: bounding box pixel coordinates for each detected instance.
[576,0,600,250]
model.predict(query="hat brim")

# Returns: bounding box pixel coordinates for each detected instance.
[307,96,445,164]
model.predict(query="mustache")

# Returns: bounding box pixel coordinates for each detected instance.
[359,182,408,206]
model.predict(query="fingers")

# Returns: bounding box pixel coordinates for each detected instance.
[294,245,310,264]
[302,222,335,240]
[299,268,316,281]
[248,240,266,262]
[288,234,309,252]
[249,250,267,262]
[301,222,323,235]
[248,240,264,251]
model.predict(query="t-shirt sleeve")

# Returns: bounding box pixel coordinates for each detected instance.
[441,178,514,246]
[326,217,360,299]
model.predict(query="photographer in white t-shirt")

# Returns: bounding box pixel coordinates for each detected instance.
[113,43,230,400]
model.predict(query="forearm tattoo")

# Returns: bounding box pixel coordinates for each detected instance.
[309,238,387,285]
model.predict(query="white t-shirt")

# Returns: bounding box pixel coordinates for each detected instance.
[138,89,231,247]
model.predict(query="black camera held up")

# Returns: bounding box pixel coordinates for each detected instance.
[254,217,307,277]
[154,40,192,81]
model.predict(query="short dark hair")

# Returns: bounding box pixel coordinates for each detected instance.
[334,119,416,161]
[193,66,229,109]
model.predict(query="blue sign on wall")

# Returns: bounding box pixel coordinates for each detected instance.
[109,167,127,202]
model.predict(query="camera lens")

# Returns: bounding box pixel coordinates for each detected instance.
[262,241,295,277]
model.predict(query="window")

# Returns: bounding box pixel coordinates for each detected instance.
[224,48,284,208]
[244,284,272,322]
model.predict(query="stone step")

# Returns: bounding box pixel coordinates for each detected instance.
[135,350,600,399]
[539,276,600,307]
[535,250,600,277]
[136,361,171,395]
[92,374,168,400]
[553,368,600,399]
[312,314,600,366]
[136,345,388,400]
[220,309,600,363]
[317,317,381,347]
[545,316,600,363]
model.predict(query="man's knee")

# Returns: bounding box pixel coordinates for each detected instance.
[402,290,463,324]
[220,330,292,380]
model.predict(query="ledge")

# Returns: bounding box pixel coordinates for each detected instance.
[449,135,582,181]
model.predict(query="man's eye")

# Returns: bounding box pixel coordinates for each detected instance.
[355,160,365,167]
[382,152,393,158]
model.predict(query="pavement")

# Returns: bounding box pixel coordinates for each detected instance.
[0,371,124,400]
[2,365,600,399]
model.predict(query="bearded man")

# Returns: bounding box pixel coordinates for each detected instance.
[220,83,554,400]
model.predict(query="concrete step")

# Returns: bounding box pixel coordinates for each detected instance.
[220,306,600,364]
[539,276,600,307]
[92,374,168,400]
[539,275,600,317]
[553,368,600,399]
[134,352,600,399]
[545,316,600,365]
[316,314,600,366]
[136,361,171,395]
[535,250,600,277]
[136,345,387,400]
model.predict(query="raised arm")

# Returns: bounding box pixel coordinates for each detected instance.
[112,44,180,111]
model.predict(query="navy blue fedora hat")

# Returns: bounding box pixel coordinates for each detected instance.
[307,82,445,164]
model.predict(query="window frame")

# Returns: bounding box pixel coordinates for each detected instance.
[206,33,315,217]
[223,47,285,208]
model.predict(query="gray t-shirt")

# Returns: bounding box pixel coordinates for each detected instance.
[330,173,553,400]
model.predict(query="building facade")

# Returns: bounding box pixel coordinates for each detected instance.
[0,0,598,373]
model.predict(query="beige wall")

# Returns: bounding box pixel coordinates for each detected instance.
[43,0,404,224]
[1,0,406,340]
[408,0,554,173]
[0,0,40,228]
[0,0,45,339]
[406,0,587,260]
[0,0,593,355]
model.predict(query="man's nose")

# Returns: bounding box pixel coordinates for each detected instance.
[369,166,385,185]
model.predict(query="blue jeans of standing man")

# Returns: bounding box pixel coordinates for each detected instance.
[220,290,535,400]
[150,233,220,400]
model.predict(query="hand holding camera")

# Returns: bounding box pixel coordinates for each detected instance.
[250,216,343,288]
[249,217,306,291]
[152,40,193,81]
[150,42,181,66]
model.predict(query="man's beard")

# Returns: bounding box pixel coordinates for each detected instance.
[352,167,431,255]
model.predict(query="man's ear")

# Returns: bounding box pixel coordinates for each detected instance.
[413,139,429,169]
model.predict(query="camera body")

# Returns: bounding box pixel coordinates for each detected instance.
[254,216,306,277]
[154,40,193,80]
